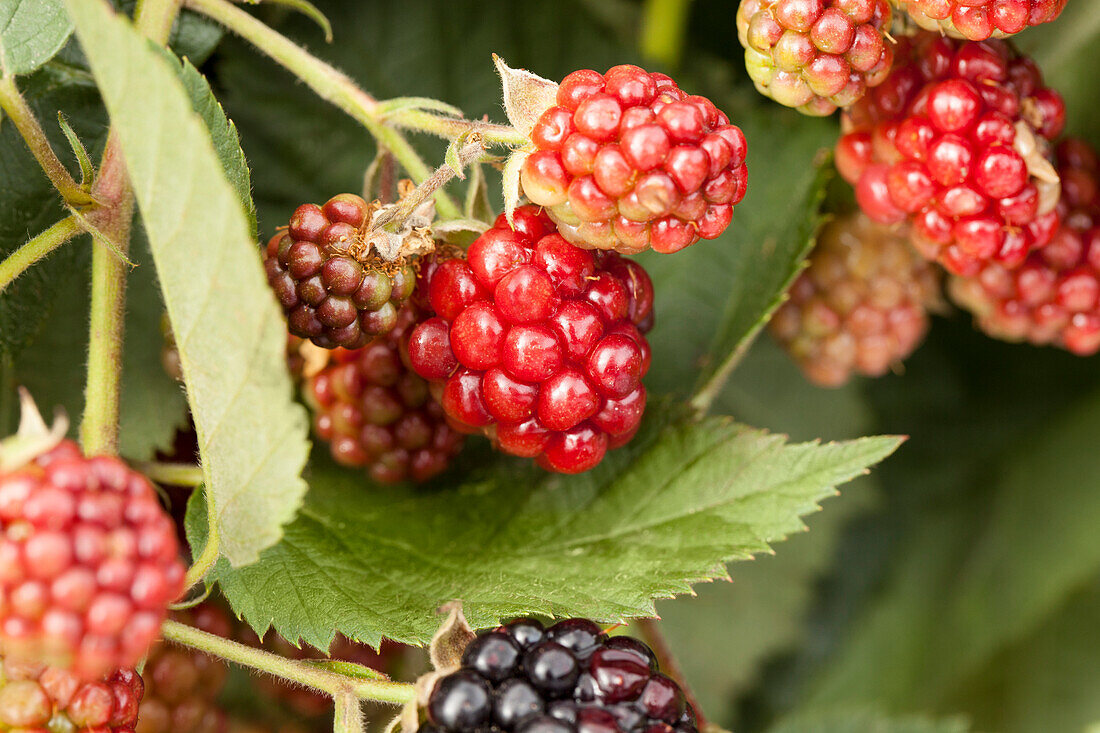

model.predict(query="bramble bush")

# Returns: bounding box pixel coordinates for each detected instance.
[0,1,1097,732]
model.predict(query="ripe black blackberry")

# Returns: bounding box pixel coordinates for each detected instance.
[421,618,696,733]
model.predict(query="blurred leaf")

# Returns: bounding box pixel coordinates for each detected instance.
[949,578,1100,733]
[0,0,73,76]
[768,710,969,733]
[804,362,1100,713]
[67,0,308,565]
[192,417,899,649]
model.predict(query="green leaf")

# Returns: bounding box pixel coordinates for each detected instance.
[65,0,308,566]
[166,53,257,237]
[768,710,969,733]
[0,0,73,76]
[248,0,332,42]
[805,383,1100,713]
[192,417,899,649]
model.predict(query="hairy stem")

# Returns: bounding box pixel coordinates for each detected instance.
[0,217,83,295]
[184,0,469,219]
[80,133,134,457]
[635,618,708,729]
[160,620,417,705]
[134,0,184,44]
[133,460,205,486]
[0,76,93,206]
[334,691,366,733]
[640,0,695,67]
[389,109,528,147]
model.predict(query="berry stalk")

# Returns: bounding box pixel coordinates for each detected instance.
[160,620,417,705]
[0,76,96,207]
[184,0,520,222]
[133,460,205,486]
[0,216,83,295]
[334,691,366,733]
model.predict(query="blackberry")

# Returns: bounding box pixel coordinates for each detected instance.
[305,303,465,483]
[894,0,1068,41]
[737,0,895,115]
[421,619,695,733]
[520,65,747,254]
[770,213,942,386]
[950,138,1100,354]
[0,658,143,731]
[136,604,231,733]
[0,440,185,678]
[836,32,1066,275]
[407,207,654,474]
[264,193,418,349]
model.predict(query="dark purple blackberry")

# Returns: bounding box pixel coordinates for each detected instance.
[264,193,417,349]
[420,619,699,733]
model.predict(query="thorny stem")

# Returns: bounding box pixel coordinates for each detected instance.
[0,217,83,295]
[389,109,528,147]
[184,0,466,219]
[635,618,709,729]
[161,620,417,705]
[0,76,94,207]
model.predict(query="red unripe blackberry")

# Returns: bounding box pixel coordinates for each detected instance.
[264,193,418,349]
[950,138,1100,355]
[407,207,654,474]
[895,0,1068,41]
[421,618,696,733]
[737,0,895,116]
[0,658,143,731]
[136,604,231,733]
[521,65,747,254]
[770,213,942,386]
[836,33,1066,276]
[0,441,185,679]
[305,303,465,483]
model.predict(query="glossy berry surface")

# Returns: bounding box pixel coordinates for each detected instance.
[0,658,143,731]
[950,138,1100,355]
[737,0,894,116]
[895,0,1068,41]
[264,193,417,349]
[306,304,465,483]
[770,213,942,386]
[520,65,747,254]
[0,440,185,679]
[136,604,231,733]
[422,618,696,733]
[407,207,654,474]
[836,33,1066,276]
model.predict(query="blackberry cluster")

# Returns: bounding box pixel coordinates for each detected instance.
[0,658,143,731]
[407,207,653,474]
[421,619,696,733]
[521,64,747,254]
[894,0,1068,41]
[264,193,417,349]
[737,0,895,116]
[950,138,1100,354]
[836,32,1066,275]
[770,213,942,386]
[136,604,231,733]
[306,304,465,483]
[0,440,185,678]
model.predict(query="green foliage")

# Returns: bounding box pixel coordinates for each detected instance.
[0,0,73,76]
[65,0,308,565]
[767,710,969,733]
[191,417,899,648]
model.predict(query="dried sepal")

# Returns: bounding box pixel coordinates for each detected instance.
[493,54,559,137]
[0,388,68,472]
[502,148,532,226]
